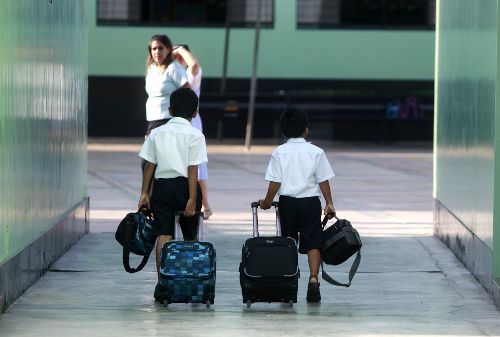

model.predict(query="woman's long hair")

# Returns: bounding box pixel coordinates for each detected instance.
[146,34,173,69]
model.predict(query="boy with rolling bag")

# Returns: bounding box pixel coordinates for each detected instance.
[138,88,208,301]
[240,201,300,307]
[259,107,336,302]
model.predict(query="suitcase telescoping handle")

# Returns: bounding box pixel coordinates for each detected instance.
[250,201,280,238]
[174,211,204,241]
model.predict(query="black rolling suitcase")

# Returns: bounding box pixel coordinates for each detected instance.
[239,201,299,308]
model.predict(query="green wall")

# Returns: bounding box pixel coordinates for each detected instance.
[434,0,496,250]
[0,1,88,264]
[495,2,500,280]
[89,0,435,80]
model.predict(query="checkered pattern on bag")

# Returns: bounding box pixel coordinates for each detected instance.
[163,278,215,303]
[129,212,156,256]
[159,241,216,303]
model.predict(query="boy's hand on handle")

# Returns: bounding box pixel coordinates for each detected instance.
[260,181,280,210]
[184,198,196,217]
[259,199,272,210]
[138,193,150,209]
[324,203,336,219]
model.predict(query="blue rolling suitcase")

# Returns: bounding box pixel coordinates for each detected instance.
[158,212,216,308]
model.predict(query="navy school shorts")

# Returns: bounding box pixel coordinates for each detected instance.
[278,195,322,254]
[151,177,202,240]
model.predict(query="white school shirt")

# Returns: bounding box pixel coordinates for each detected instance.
[139,117,208,179]
[265,138,335,198]
[188,67,202,98]
[145,62,188,121]
[188,67,203,130]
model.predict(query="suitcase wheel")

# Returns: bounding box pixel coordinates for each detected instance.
[288,299,293,308]
[206,300,211,309]
[246,300,252,308]
[163,299,169,307]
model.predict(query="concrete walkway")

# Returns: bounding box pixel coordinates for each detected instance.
[1,138,500,337]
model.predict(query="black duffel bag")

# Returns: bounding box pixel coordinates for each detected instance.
[115,205,157,273]
[321,216,362,287]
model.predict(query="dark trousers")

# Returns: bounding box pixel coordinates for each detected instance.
[279,195,322,254]
[151,177,202,240]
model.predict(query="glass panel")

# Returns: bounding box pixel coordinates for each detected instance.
[435,0,496,248]
[0,0,88,263]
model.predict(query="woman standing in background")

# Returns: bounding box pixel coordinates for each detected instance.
[144,34,189,137]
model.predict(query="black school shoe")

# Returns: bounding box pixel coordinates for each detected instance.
[306,281,321,302]
[154,284,167,302]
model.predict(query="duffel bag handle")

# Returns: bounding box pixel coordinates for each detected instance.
[321,214,340,229]
[138,204,154,220]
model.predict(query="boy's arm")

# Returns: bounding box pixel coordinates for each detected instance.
[184,165,198,216]
[319,180,336,219]
[260,181,281,210]
[139,161,156,208]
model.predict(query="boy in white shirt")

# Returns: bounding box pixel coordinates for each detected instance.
[260,107,336,303]
[138,88,208,301]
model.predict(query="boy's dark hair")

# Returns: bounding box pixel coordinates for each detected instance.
[173,44,190,51]
[169,88,199,119]
[280,107,309,138]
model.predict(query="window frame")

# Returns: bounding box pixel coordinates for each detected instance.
[296,0,435,31]
[96,0,275,29]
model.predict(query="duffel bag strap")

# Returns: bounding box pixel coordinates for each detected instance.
[123,249,150,273]
[321,250,361,287]
[122,217,150,273]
